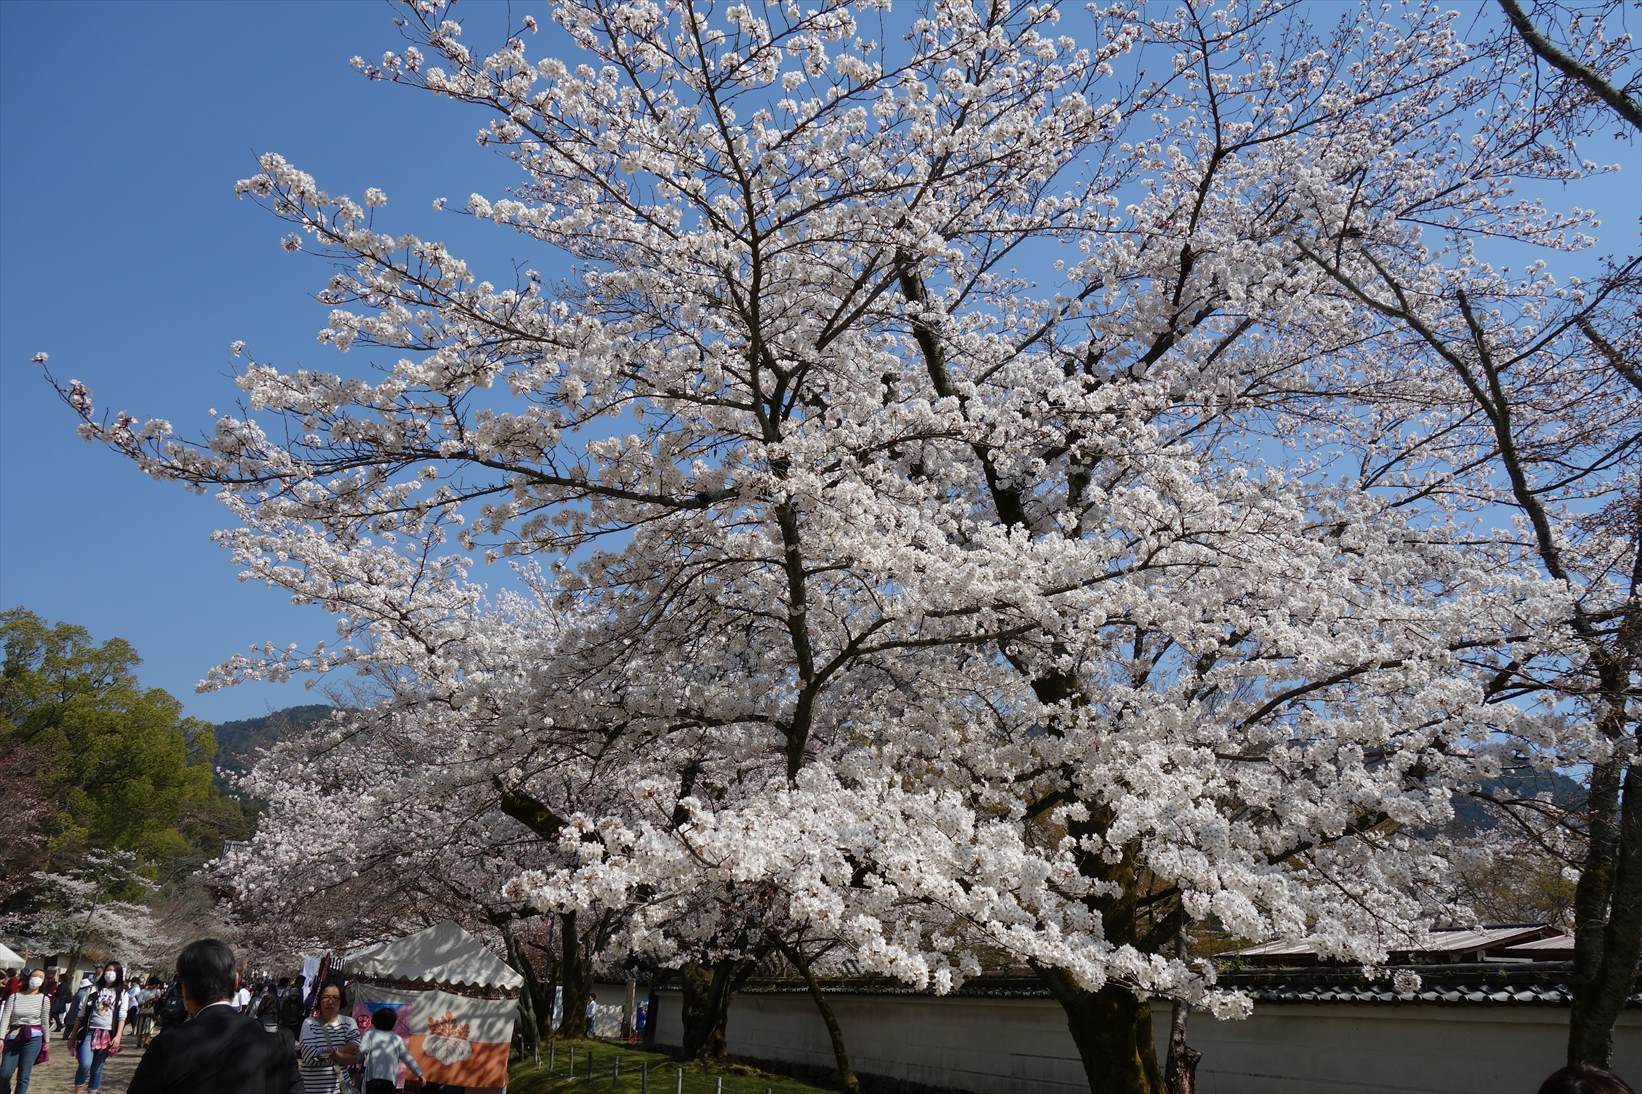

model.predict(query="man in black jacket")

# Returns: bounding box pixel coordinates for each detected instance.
[126,939,301,1094]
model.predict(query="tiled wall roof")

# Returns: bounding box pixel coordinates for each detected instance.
[718,961,1642,1009]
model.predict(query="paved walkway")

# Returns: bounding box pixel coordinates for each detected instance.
[15,1037,144,1094]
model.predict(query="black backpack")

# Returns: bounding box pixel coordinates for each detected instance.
[278,986,307,1029]
[155,983,187,1030]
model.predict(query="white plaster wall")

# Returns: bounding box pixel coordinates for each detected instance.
[1181,1006,1641,1094]
[590,978,633,1037]
[652,990,1642,1094]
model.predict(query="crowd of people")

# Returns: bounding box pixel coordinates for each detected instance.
[0,942,444,1094]
[0,959,171,1093]
[8,950,1631,1094]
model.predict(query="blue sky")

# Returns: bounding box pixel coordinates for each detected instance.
[0,0,568,721]
[1,1,1637,724]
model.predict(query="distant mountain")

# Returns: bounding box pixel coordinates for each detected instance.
[212,704,334,774]
[1452,769,1586,834]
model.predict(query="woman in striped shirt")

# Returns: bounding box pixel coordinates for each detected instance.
[1,968,50,1094]
[298,983,360,1094]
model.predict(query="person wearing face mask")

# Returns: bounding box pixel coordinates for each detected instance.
[0,968,49,1094]
[70,962,126,1094]
[126,939,301,1094]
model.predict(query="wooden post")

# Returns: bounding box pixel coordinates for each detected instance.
[642,1061,649,1093]
[715,1079,723,1094]
[676,1066,683,1094]
[614,1054,621,1088]
[569,1046,575,1075]
[550,1043,556,1073]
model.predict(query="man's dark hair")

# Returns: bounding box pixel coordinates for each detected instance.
[1539,1065,1637,1094]
[175,939,237,1005]
[371,1007,398,1031]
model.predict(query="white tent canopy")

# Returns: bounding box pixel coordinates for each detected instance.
[0,942,23,967]
[341,921,523,995]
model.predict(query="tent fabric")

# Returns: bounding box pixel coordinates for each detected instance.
[351,985,515,1091]
[341,921,524,994]
[0,942,24,967]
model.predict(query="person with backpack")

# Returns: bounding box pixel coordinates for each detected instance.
[60,974,91,1042]
[153,980,187,1035]
[254,979,283,1033]
[71,960,128,1094]
[279,977,308,1044]
[133,976,163,1047]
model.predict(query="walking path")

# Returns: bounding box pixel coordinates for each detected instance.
[20,1037,144,1094]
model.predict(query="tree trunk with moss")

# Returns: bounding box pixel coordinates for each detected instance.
[679,960,741,1061]
[1040,968,1161,1094]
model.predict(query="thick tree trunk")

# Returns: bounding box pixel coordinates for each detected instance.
[1569,752,1642,1067]
[679,960,736,1061]
[1040,967,1161,1094]
[558,911,591,1038]
[1163,998,1200,1094]
[778,941,860,1094]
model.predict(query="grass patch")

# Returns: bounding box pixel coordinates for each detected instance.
[508,1038,834,1094]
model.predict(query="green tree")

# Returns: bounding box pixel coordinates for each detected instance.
[0,608,235,872]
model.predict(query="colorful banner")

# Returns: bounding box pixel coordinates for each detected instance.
[353,985,516,1090]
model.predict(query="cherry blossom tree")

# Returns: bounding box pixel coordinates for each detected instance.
[215,581,829,1055]
[4,851,165,972]
[44,1,1638,1089]
[1288,6,1640,1064]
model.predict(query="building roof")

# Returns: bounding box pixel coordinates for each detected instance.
[1223,925,1559,964]
[1412,926,1560,953]
[712,960,1640,1010]
[1501,934,1576,957]
[1222,962,1641,1008]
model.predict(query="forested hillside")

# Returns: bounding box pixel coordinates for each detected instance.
[213,703,333,774]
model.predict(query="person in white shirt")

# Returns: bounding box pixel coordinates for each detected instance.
[231,980,252,1013]
[123,982,146,1022]
[72,961,128,1094]
[358,1007,422,1094]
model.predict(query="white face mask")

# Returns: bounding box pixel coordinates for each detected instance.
[29,976,44,990]
[103,971,117,984]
